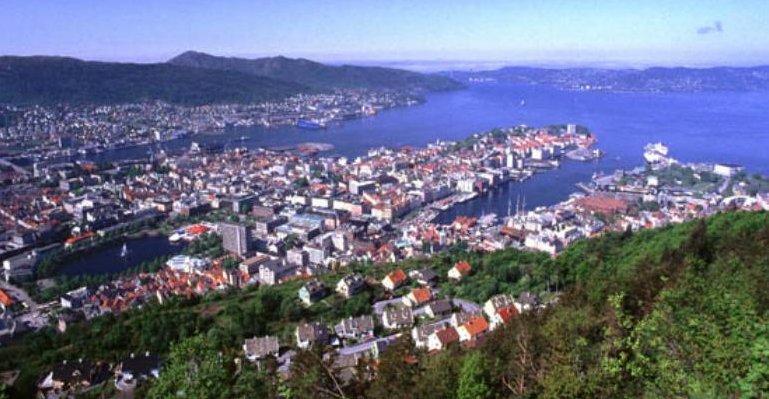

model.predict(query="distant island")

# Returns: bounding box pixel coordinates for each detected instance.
[0,52,463,106]
[443,65,769,92]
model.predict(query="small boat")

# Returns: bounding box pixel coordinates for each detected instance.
[120,243,128,258]
[520,99,526,106]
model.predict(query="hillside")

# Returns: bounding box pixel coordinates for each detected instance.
[168,51,464,91]
[0,56,309,105]
[364,211,769,399]
[1,211,768,398]
[446,65,769,92]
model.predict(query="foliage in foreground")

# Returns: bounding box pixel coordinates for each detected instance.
[2,211,769,398]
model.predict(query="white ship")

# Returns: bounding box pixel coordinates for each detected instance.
[643,142,670,164]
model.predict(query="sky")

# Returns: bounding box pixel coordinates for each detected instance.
[2,0,768,69]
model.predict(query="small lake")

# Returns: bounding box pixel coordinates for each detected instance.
[58,235,185,276]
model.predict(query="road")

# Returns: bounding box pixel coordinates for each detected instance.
[0,281,38,310]
[718,176,731,194]
[452,298,482,313]
[0,158,31,176]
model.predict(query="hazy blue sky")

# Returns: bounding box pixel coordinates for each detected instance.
[2,0,768,67]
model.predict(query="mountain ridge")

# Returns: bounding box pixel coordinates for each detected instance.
[0,55,310,106]
[167,50,465,92]
[0,52,463,106]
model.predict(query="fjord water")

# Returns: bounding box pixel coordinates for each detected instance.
[259,83,769,220]
[92,83,769,177]
[63,83,769,275]
[93,83,769,220]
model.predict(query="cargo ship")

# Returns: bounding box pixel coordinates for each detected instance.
[296,119,327,130]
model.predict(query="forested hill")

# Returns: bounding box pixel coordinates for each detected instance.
[168,51,465,91]
[366,211,769,399]
[0,56,310,106]
[1,212,768,398]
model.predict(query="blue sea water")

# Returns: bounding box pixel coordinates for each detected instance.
[87,83,769,176]
[63,83,769,274]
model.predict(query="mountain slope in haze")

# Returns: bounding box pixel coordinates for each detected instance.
[168,51,464,92]
[0,56,309,106]
[445,65,769,91]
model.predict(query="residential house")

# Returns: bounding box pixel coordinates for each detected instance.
[38,359,110,398]
[60,287,89,309]
[295,322,330,349]
[427,326,459,351]
[382,269,408,291]
[408,268,438,286]
[334,315,375,341]
[515,292,540,313]
[243,336,280,362]
[239,254,276,275]
[336,273,366,298]
[424,299,453,318]
[412,320,450,348]
[448,260,472,281]
[450,310,483,328]
[457,315,489,343]
[381,305,414,330]
[483,294,516,319]
[489,305,518,331]
[298,280,328,306]
[403,287,432,307]
[114,352,161,392]
[258,263,297,286]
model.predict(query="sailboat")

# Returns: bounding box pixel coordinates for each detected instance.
[120,243,128,258]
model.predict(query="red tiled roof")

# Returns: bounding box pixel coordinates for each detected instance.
[462,316,489,336]
[497,305,518,324]
[385,269,407,285]
[410,288,432,304]
[436,327,459,345]
[0,289,13,306]
[452,260,472,275]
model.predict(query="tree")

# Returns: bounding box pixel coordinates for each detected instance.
[0,384,8,399]
[414,347,460,399]
[148,335,232,399]
[740,324,769,397]
[367,335,418,399]
[457,351,492,399]
[285,346,347,399]
[232,361,271,399]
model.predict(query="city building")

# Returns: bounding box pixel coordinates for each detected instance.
[220,222,251,257]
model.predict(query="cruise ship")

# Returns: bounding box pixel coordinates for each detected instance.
[643,142,670,164]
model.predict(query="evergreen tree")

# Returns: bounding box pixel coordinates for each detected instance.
[367,335,418,399]
[285,345,347,399]
[148,335,232,399]
[457,351,492,399]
